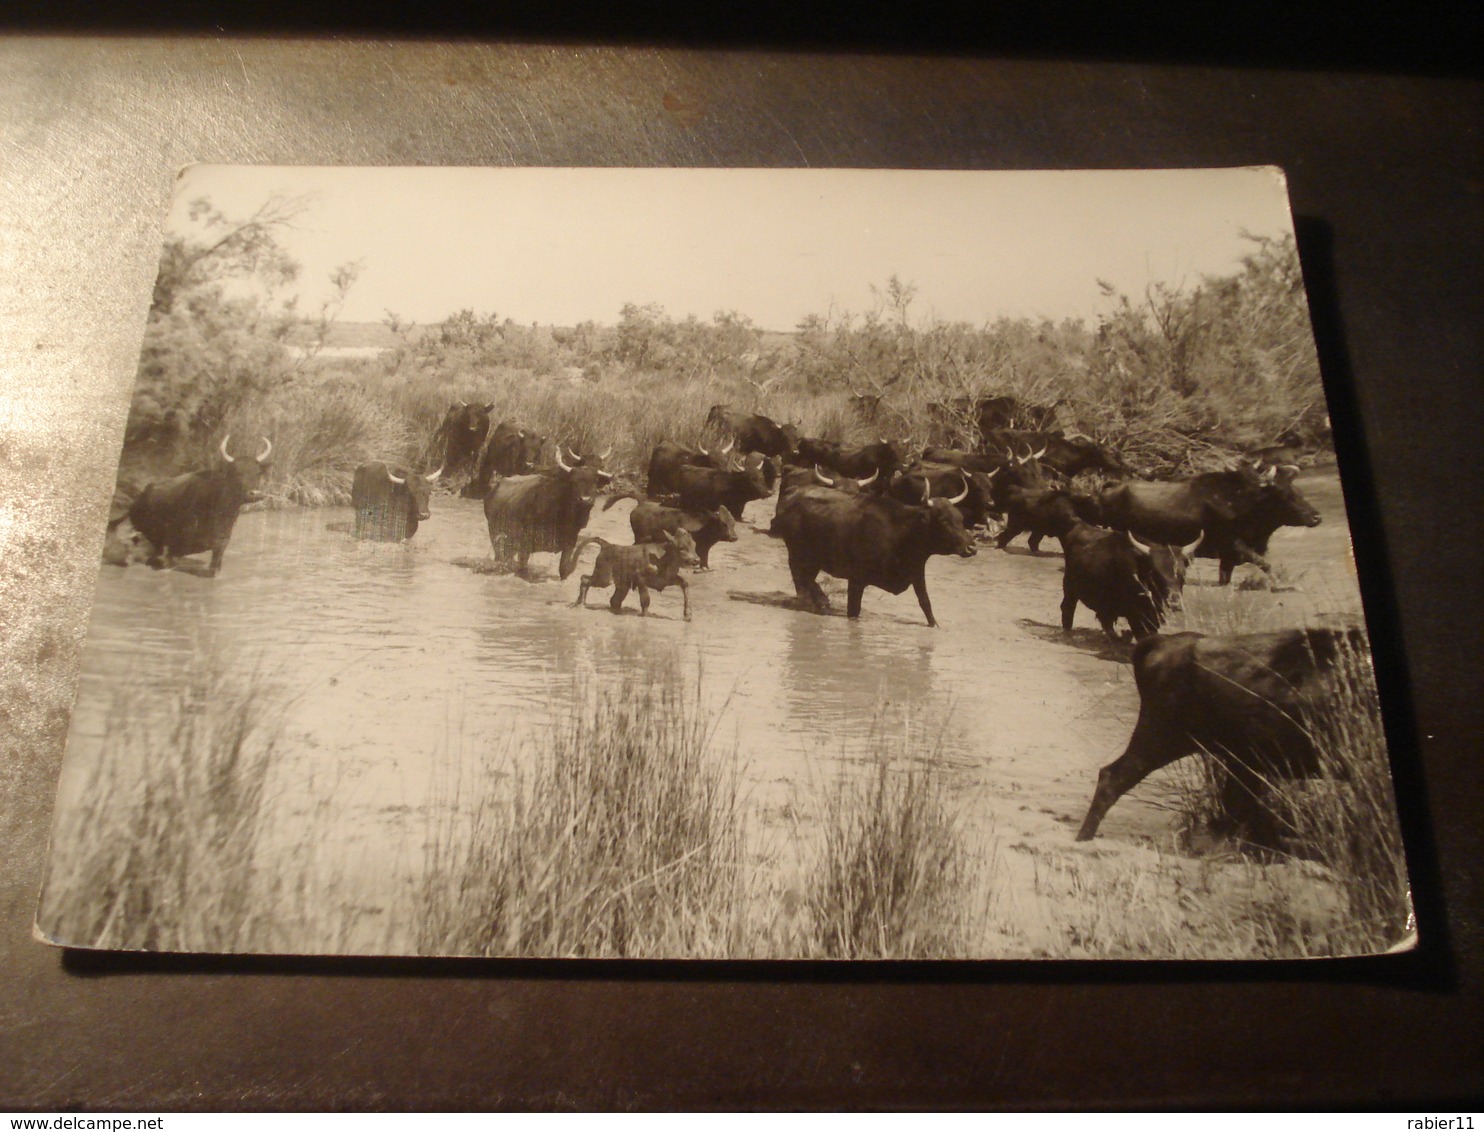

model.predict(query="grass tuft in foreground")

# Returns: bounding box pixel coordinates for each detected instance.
[38,661,281,952]
[799,739,984,960]
[417,662,747,959]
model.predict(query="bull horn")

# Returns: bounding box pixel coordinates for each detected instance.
[921,478,932,505]
[518,429,526,438]
[1279,463,1300,475]
[596,470,614,483]
[458,399,468,407]
[386,466,407,485]
[814,465,836,486]
[219,435,235,464]
[697,444,710,456]
[1181,531,1203,558]
[947,475,970,505]
[985,465,999,480]
[566,445,583,465]
[425,465,443,483]
[599,445,613,460]
[1065,430,1087,441]
[1260,465,1277,483]
[720,440,734,454]
[1032,445,1047,460]
[1126,529,1151,556]
[555,445,572,471]
[256,437,272,464]
[856,468,879,487]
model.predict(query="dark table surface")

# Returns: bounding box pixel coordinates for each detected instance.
[0,40,1478,1109]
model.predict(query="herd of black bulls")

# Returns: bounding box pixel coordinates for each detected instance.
[100,399,1363,844]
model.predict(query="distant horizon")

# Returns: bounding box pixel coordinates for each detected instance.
[171,166,1301,333]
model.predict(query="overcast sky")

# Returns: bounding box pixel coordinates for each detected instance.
[169,165,1300,332]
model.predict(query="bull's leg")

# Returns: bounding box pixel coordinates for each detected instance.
[636,578,651,616]
[996,519,1026,550]
[1028,532,1045,553]
[608,577,632,613]
[1060,588,1079,632]
[558,544,580,580]
[1098,616,1126,643]
[1127,607,1161,640]
[676,576,691,621]
[1219,540,1273,586]
[787,551,829,612]
[911,574,938,627]
[1076,714,1192,841]
[208,544,226,577]
[846,578,866,619]
[574,576,593,607]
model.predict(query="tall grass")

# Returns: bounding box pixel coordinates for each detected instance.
[39,661,281,951]
[415,661,994,959]
[222,379,415,506]
[798,739,986,960]
[416,661,746,958]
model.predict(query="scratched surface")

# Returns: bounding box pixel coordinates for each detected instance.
[0,41,1479,1108]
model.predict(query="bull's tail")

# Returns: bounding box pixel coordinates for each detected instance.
[572,535,612,560]
[601,493,643,512]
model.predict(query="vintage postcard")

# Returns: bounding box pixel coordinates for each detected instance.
[37,166,1413,959]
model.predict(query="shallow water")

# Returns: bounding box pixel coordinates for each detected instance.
[56,468,1367,952]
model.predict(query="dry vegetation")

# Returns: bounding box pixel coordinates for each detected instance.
[43,657,996,958]
[122,195,1328,502]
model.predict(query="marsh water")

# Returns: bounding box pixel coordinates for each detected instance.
[56,469,1367,953]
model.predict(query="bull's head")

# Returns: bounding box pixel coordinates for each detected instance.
[1126,529,1203,613]
[1260,465,1323,528]
[554,445,614,501]
[921,479,977,559]
[713,505,738,542]
[386,463,442,521]
[219,434,272,500]
[661,528,702,569]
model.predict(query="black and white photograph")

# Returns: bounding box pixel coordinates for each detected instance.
[36,164,1412,960]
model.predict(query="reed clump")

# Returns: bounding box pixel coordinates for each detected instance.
[39,661,281,952]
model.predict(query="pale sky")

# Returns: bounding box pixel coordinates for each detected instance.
[168,166,1299,332]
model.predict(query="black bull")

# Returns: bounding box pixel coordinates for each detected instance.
[352,461,442,541]
[1060,524,1200,642]
[463,421,546,498]
[671,461,773,521]
[979,429,1128,478]
[1098,465,1322,585]
[127,435,272,577]
[439,401,494,477]
[646,440,727,496]
[1076,627,1369,842]
[770,485,976,627]
[484,463,613,578]
[706,405,795,458]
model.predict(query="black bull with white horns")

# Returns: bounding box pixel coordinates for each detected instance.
[1076,627,1369,843]
[770,476,976,627]
[352,460,443,541]
[646,439,730,496]
[126,434,272,577]
[483,444,614,578]
[1097,463,1322,585]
